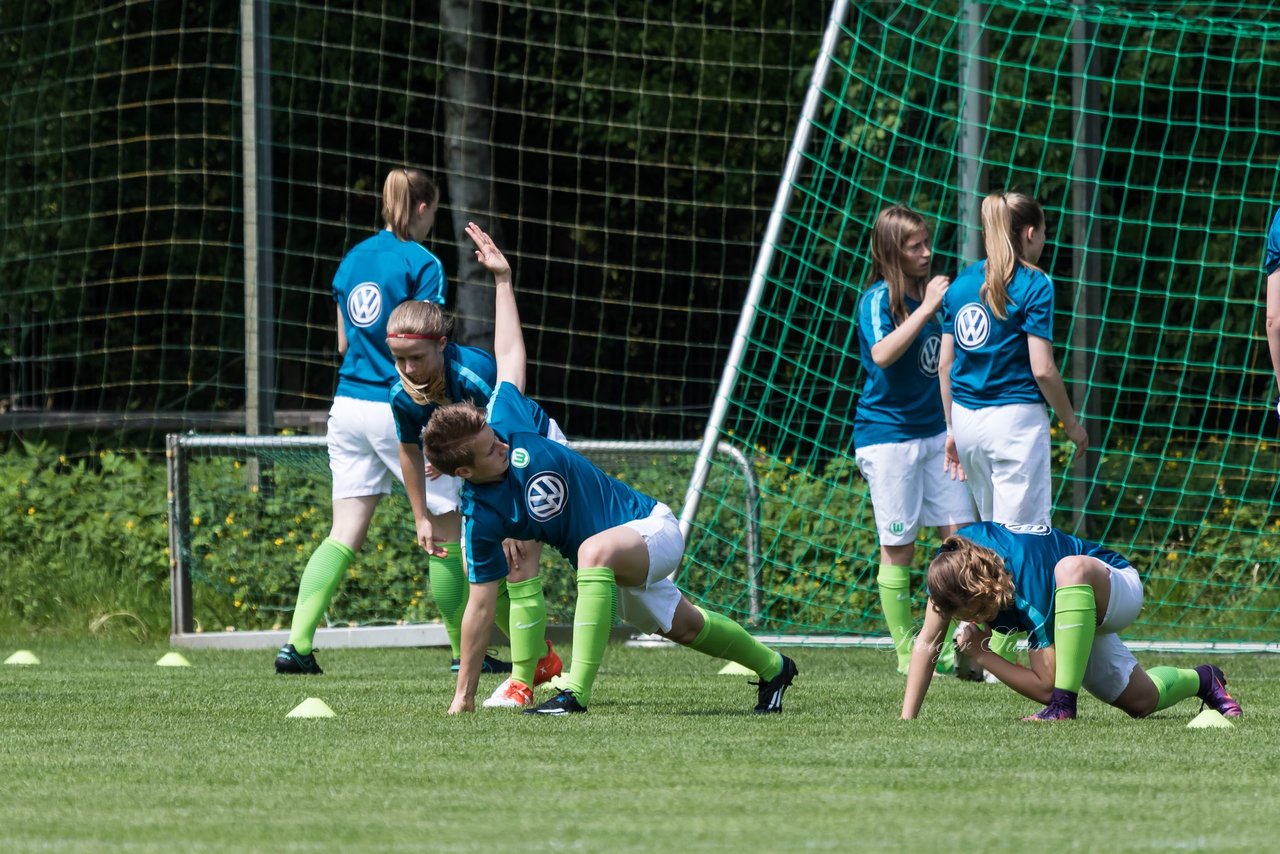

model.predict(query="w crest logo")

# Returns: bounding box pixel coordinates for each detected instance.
[347,282,383,328]
[526,472,568,521]
[918,334,941,377]
[955,303,990,350]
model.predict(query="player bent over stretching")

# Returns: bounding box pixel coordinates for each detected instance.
[901,522,1242,722]
[426,223,797,715]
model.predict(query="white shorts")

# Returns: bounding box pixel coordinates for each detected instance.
[854,432,977,546]
[952,401,1051,526]
[614,503,685,634]
[327,396,404,500]
[1080,561,1144,703]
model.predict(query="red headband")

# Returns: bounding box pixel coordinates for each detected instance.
[387,333,444,340]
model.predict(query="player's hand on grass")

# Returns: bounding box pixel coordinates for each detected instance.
[447,695,475,715]
[465,222,511,279]
[921,274,950,313]
[416,517,448,558]
[943,433,966,481]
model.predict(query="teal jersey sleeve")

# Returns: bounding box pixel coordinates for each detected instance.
[1267,208,1280,276]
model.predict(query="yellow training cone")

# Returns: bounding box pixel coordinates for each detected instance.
[155,652,192,667]
[718,661,755,676]
[287,697,336,718]
[4,650,40,665]
[1187,709,1233,729]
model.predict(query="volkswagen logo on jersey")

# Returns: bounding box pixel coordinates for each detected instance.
[1002,523,1050,535]
[347,282,383,328]
[526,472,568,521]
[918,333,941,377]
[955,302,990,350]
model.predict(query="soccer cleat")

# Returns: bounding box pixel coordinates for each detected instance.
[482,678,534,709]
[1023,688,1078,721]
[1195,664,1243,718]
[752,655,798,713]
[524,689,587,715]
[449,653,514,674]
[533,640,563,686]
[275,644,323,675]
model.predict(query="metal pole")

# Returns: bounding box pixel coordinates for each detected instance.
[679,0,850,548]
[1070,3,1101,533]
[241,0,275,437]
[957,2,988,266]
[166,433,193,636]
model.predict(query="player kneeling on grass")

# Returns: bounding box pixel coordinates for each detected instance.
[900,522,1242,722]
[425,223,797,716]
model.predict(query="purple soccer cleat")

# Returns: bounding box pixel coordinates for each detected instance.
[1023,688,1078,722]
[1195,664,1242,718]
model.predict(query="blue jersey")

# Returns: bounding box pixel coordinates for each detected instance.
[460,383,658,583]
[390,344,498,446]
[940,522,1133,648]
[942,260,1054,409]
[332,230,447,402]
[853,280,946,450]
[1266,208,1280,275]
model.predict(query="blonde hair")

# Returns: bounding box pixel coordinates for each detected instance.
[870,205,931,326]
[386,301,453,405]
[422,403,488,475]
[382,168,439,240]
[926,535,1015,618]
[979,190,1044,320]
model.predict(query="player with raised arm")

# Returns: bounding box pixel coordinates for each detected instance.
[426,223,798,715]
[900,523,1243,722]
[274,167,500,675]
[853,205,976,676]
[384,299,562,687]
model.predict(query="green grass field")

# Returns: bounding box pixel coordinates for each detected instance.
[1,639,1276,852]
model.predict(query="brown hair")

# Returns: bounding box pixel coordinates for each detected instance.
[870,205,931,325]
[387,301,454,405]
[382,168,439,240]
[979,190,1044,320]
[422,403,488,476]
[926,535,1015,617]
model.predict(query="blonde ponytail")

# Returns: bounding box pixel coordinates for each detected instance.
[979,190,1044,320]
[381,168,439,240]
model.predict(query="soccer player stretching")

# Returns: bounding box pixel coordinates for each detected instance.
[853,205,976,675]
[425,223,798,715]
[900,522,1242,722]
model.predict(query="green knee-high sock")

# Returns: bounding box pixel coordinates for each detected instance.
[561,567,615,706]
[1053,584,1097,694]
[876,564,914,674]
[288,538,355,654]
[989,629,1021,664]
[507,577,545,687]
[494,579,511,639]
[1147,666,1201,712]
[937,620,958,672]
[687,607,783,681]
[429,542,468,658]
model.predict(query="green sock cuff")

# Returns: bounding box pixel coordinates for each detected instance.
[1148,666,1201,712]
[876,563,911,588]
[1055,584,1096,613]
[508,576,542,598]
[323,537,356,560]
[692,606,714,647]
[578,566,615,584]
